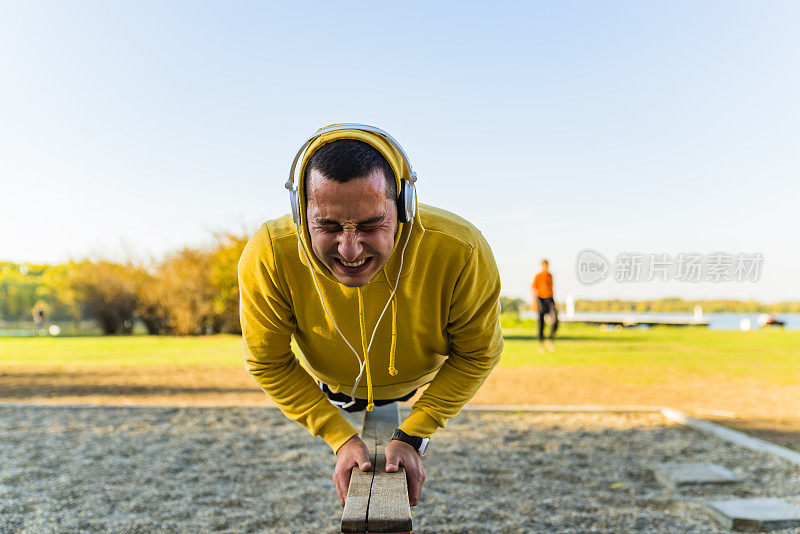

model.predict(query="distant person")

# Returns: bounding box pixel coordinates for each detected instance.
[531,259,558,351]
[32,305,45,335]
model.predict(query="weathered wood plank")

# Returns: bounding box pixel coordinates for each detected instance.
[340,408,370,533]
[341,466,373,533]
[367,453,412,533]
[341,403,412,533]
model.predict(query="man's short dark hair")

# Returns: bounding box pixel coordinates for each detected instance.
[304,139,396,200]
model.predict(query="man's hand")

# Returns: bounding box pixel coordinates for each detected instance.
[333,435,371,507]
[385,439,425,506]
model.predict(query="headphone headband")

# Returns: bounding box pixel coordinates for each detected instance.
[285,124,418,225]
[284,123,417,192]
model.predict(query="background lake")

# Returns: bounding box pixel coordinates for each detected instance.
[562,312,800,330]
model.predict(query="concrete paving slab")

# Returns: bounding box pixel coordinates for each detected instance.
[653,462,740,489]
[706,498,800,532]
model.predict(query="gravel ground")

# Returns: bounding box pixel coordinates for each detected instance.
[1,406,799,533]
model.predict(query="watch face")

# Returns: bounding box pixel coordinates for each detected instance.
[418,437,430,457]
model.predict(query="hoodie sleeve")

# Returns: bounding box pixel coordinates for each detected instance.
[398,232,504,438]
[238,224,359,453]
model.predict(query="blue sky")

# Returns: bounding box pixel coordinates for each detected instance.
[1,1,798,302]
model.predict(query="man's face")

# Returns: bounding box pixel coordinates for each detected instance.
[542,261,549,272]
[306,168,398,287]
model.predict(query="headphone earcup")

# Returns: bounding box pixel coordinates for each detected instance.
[289,187,300,226]
[397,179,416,223]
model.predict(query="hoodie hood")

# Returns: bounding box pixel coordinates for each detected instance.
[294,126,424,285]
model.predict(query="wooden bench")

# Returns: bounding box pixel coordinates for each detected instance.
[340,403,413,533]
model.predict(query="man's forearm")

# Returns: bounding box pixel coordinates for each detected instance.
[244,343,358,453]
[398,345,502,438]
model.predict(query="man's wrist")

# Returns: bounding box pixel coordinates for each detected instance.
[391,429,429,457]
[335,433,361,456]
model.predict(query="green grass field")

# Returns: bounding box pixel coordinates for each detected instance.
[3,324,800,378]
[0,334,241,367]
[501,325,800,384]
[3,323,799,382]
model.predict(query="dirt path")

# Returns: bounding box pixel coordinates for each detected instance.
[476,367,800,452]
[2,364,798,451]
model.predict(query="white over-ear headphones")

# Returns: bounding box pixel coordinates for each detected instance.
[284,124,418,226]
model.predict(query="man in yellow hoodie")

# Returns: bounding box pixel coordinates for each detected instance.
[238,124,503,508]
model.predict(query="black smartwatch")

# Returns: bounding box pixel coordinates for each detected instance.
[391,429,429,457]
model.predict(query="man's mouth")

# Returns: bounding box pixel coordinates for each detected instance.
[340,258,367,267]
[334,257,372,275]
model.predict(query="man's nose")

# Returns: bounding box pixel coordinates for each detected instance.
[337,228,363,261]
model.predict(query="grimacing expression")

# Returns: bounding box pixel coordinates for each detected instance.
[306,169,398,287]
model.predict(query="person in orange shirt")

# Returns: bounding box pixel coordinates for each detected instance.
[531,259,558,351]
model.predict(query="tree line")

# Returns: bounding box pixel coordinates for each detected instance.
[4,252,798,336]
[0,233,247,335]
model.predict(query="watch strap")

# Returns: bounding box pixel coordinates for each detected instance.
[391,428,429,457]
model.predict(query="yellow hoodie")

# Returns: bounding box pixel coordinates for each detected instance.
[238,130,503,453]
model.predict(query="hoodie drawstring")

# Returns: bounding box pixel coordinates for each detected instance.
[356,281,400,411]
[384,272,399,377]
[356,287,375,411]
[388,297,398,376]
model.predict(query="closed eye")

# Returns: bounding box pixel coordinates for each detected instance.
[313,216,387,233]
